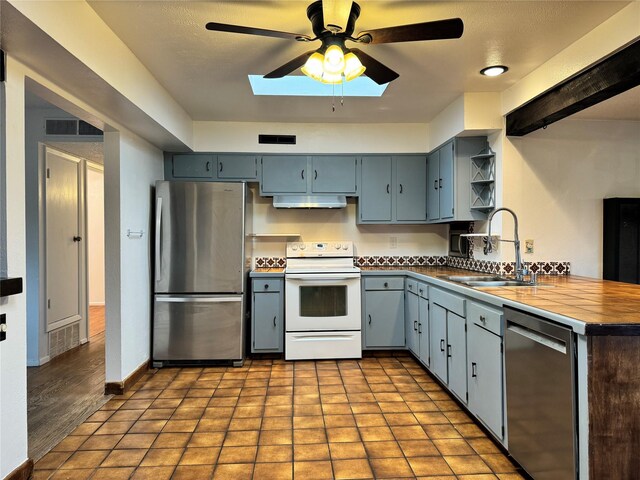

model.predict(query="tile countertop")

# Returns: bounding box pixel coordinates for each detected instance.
[251,266,640,335]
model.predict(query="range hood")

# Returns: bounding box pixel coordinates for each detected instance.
[272,195,347,209]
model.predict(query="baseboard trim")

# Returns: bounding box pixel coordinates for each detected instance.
[5,458,34,480]
[105,360,150,395]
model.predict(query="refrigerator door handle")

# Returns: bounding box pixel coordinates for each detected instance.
[155,197,163,283]
[155,295,243,303]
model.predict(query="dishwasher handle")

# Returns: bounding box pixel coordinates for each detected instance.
[507,323,567,354]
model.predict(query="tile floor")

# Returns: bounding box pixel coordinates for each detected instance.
[33,354,525,479]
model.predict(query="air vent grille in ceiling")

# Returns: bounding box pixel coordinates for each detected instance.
[259,134,296,145]
[45,119,103,136]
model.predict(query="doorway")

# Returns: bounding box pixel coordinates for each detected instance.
[86,163,105,339]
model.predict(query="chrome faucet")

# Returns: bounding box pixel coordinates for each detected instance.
[483,207,527,282]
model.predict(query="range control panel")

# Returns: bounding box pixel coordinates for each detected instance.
[286,241,354,258]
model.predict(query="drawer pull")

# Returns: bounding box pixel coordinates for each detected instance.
[408,284,413,290]
[368,314,372,325]
[471,362,477,377]
[273,316,277,327]
[447,344,452,358]
[480,315,486,323]
[264,284,269,290]
[440,339,445,352]
[384,282,389,288]
[414,320,417,331]
[419,289,423,295]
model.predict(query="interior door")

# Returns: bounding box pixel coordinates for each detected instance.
[45,147,83,331]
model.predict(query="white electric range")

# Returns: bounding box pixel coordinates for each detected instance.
[284,241,362,360]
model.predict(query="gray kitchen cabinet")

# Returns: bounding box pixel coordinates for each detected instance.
[405,279,430,364]
[358,155,428,224]
[217,154,258,180]
[467,301,504,440]
[172,154,215,179]
[427,136,490,223]
[363,277,405,348]
[311,156,357,194]
[359,156,392,222]
[429,287,467,403]
[395,155,427,222]
[251,279,284,353]
[260,155,308,194]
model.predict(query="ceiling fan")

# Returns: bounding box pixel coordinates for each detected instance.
[205,0,463,85]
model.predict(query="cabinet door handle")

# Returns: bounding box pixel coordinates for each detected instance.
[368,314,372,325]
[408,284,413,290]
[386,184,390,194]
[206,161,211,172]
[73,236,82,242]
[314,170,318,180]
[301,170,305,180]
[264,284,269,290]
[434,180,438,190]
[471,362,477,378]
[273,316,277,327]
[480,315,486,323]
[399,184,403,194]
[439,178,442,188]
[447,344,452,358]
[419,289,423,295]
[440,339,445,352]
[219,161,223,172]
[414,320,417,331]
[418,322,422,334]
[384,282,389,288]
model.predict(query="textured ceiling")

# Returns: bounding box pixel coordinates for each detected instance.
[88,1,629,123]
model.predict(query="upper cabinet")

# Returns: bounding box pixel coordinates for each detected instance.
[427,137,491,223]
[311,156,357,194]
[260,155,308,194]
[168,154,257,181]
[260,155,357,196]
[358,155,428,224]
[171,154,215,179]
[217,155,258,180]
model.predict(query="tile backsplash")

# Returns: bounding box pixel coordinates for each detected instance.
[255,255,570,275]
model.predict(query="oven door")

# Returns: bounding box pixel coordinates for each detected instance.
[285,273,361,331]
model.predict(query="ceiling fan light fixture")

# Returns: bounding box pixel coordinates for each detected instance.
[323,44,345,74]
[480,65,508,77]
[320,71,343,84]
[301,52,325,81]
[343,52,366,81]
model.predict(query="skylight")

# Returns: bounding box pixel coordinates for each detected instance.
[248,75,388,97]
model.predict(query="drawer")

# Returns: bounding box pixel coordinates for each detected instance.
[253,279,283,292]
[364,277,405,291]
[468,301,503,336]
[406,279,418,294]
[417,282,428,300]
[430,287,465,317]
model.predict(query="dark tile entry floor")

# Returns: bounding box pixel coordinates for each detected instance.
[33,354,525,479]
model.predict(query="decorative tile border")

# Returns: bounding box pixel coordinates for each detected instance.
[254,255,570,275]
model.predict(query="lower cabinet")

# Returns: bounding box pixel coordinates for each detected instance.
[363,277,405,348]
[429,287,467,403]
[467,300,504,440]
[405,279,430,365]
[251,278,284,353]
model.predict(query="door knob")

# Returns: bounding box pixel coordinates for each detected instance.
[73,236,82,242]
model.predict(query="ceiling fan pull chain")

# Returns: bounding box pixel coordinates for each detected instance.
[332,83,336,112]
[341,80,344,107]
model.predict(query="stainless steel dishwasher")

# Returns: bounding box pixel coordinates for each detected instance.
[505,307,577,479]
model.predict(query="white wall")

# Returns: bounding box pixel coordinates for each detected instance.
[0,56,29,480]
[87,166,105,306]
[501,119,640,277]
[251,191,448,258]
[105,130,163,383]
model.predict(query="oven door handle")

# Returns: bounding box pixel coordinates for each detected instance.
[285,273,361,281]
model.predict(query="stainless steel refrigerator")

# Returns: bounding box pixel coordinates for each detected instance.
[152,181,252,367]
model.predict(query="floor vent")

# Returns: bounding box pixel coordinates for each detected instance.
[259,134,296,145]
[45,119,103,136]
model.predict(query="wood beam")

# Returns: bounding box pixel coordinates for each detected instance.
[506,39,640,136]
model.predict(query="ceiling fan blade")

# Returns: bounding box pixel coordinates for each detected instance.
[357,18,463,44]
[323,0,353,32]
[206,22,312,42]
[264,51,315,78]
[350,48,399,85]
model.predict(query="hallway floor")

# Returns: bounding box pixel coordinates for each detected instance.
[28,307,110,462]
[33,354,524,479]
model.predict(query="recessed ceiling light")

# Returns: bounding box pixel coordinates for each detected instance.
[480,66,508,77]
